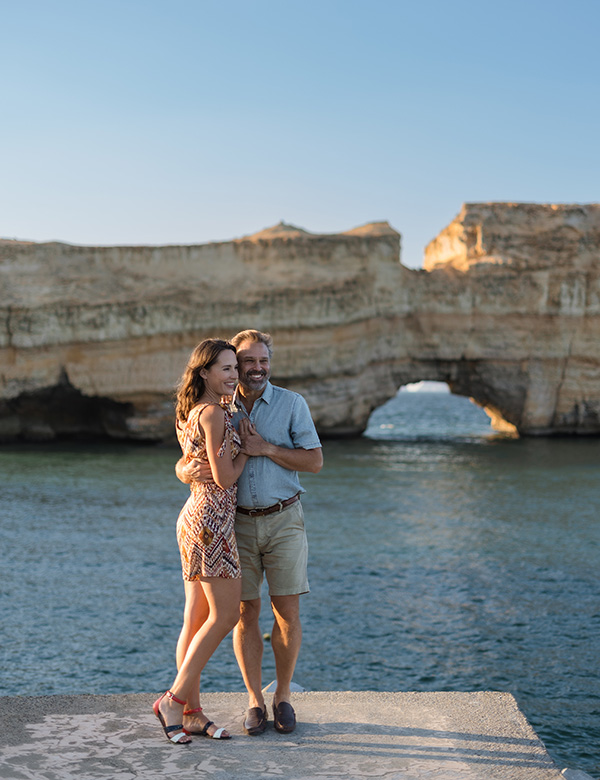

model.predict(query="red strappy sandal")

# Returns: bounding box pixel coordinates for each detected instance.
[183,706,231,739]
[152,690,192,744]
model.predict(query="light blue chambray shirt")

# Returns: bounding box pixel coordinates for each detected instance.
[232,381,321,508]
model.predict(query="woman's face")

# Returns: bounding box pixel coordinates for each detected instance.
[202,349,238,397]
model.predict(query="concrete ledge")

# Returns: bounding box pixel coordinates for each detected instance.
[0,691,565,779]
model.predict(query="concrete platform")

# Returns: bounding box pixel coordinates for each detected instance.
[0,691,571,779]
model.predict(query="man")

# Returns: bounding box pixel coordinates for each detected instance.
[177,329,323,735]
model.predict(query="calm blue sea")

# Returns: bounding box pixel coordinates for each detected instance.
[1,389,598,777]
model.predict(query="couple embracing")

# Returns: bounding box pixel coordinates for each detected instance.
[153,329,323,744]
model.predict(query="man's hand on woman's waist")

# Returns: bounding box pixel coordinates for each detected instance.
[175,457,215,484]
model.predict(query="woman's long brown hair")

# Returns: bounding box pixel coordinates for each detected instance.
[175,339,236,422]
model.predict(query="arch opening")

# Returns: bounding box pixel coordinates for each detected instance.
[364,381,517,442]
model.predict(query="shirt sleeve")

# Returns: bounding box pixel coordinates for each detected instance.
[289,394,322,450]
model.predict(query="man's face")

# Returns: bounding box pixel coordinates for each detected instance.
[236,339,271,394]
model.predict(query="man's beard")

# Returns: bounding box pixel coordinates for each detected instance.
[239,370,269,392]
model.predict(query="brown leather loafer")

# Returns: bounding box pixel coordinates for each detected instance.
[243,705,268,735]
[272,699,296,733]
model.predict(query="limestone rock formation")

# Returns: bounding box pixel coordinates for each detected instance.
[423,203,600,435]
[1,203,599,441]
[425,202,600,272]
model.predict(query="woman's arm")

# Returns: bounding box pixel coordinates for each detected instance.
[200,405,248,490]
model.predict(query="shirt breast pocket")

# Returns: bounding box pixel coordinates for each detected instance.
[265,419,293,448]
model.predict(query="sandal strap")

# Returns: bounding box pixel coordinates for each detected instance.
[164,724,185,734]
[169,730,189,743]
[165,690,187,706]
[201,720,215,735]
[183,707,203,715]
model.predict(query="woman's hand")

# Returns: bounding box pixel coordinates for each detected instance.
[239,419,270,457]
[238,419,323,473]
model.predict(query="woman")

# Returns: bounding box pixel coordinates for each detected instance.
[153,339,247,744]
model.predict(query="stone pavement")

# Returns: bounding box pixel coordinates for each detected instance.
[0,691,582,780]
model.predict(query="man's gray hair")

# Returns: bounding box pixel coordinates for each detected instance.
[231,329,273,358]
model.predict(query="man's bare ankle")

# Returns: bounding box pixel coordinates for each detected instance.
[273,690,291,706]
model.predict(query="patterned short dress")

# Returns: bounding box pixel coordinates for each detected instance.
[175,401,242,581]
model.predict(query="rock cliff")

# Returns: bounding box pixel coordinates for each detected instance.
[1,203,599,441]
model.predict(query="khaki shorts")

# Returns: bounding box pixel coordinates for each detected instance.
[235,500,309,601]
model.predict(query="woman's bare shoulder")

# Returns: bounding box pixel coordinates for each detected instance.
[195,402,225,427]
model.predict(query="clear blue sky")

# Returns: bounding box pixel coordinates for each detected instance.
[2,0,598,267]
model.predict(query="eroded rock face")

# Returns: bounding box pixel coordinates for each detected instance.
[425,202,600,272]
[423,203,600,434]
[1,205,599,441]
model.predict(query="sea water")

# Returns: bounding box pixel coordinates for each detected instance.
[0,389,598,776]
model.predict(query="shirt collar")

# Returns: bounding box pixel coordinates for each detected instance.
[261,381,274,404]
[234,380,273,411]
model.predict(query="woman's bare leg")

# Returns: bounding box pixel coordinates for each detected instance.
[176,580,210,710]
[177,580,210,668]
[160,577,241,737]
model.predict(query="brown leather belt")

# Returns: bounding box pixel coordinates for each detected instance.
[237,494,300,517]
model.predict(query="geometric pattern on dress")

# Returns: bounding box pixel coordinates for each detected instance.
[175,402,242,581]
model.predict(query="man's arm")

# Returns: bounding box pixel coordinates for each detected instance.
[239,420,323,473]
